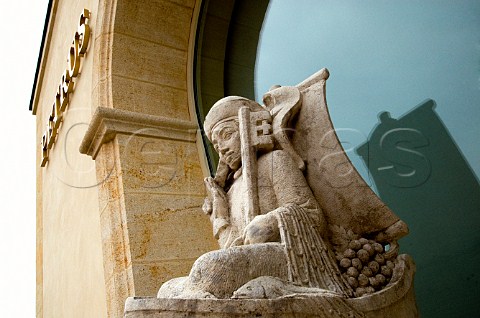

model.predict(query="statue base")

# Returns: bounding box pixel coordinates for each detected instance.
[125,255,418,318]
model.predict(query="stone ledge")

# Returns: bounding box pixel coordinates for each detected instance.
[80,107,199,158]
[125,255,417,318]
[125,296,359,318]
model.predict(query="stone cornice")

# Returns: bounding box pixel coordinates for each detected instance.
[80,107,199,159]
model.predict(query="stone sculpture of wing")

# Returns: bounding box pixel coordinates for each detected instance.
[264,68,401,238]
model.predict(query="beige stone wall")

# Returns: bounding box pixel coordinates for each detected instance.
[35,0,219,317]
[111,0,216,295]
[91,1,218,315]
[118,134,214,294]
[34,0,107,317]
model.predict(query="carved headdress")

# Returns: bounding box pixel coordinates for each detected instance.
[204,96,265,142]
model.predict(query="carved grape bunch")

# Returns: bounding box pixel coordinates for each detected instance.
[337,237,395,297]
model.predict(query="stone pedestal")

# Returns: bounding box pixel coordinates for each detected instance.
[125,255,417,318]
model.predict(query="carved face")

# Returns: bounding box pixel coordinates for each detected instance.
[211,120,242,170]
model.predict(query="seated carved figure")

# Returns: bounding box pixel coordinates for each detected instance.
[157,70,411,303]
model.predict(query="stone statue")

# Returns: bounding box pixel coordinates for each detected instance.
[152,69,418,317]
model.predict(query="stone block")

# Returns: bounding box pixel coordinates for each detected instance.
[115,0,193,51]
[132,259,198,296]
[112,34,187,90]
[118,136,204,194]
[127,206,217,262]
[112,75,190,119]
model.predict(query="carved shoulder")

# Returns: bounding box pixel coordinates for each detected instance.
[258,150,316,206]
[258,150,297,174]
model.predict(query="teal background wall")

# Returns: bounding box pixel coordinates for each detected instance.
[255,1,480,316]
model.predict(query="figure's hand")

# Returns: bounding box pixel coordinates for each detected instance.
[244,213,280,245]
[202,197,213,215]
[204,176,229,220]
[205,176,227,201]
[204,177,231,240]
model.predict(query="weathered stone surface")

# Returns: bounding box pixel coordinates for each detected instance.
[144,69,417,316]
[115,0,193,51]
[112,34,188,90]
[83,1,214,316]
[112,76,190,120]
[126,255,417,317]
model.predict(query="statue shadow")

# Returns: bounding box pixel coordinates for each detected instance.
[356,99,480,317]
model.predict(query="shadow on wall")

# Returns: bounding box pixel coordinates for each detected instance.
[356,99,480,317]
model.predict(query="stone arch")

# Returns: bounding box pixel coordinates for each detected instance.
[88,1,217,317]
[85,1,270,316]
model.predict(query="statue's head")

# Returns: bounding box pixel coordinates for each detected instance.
[204,96,264,170]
